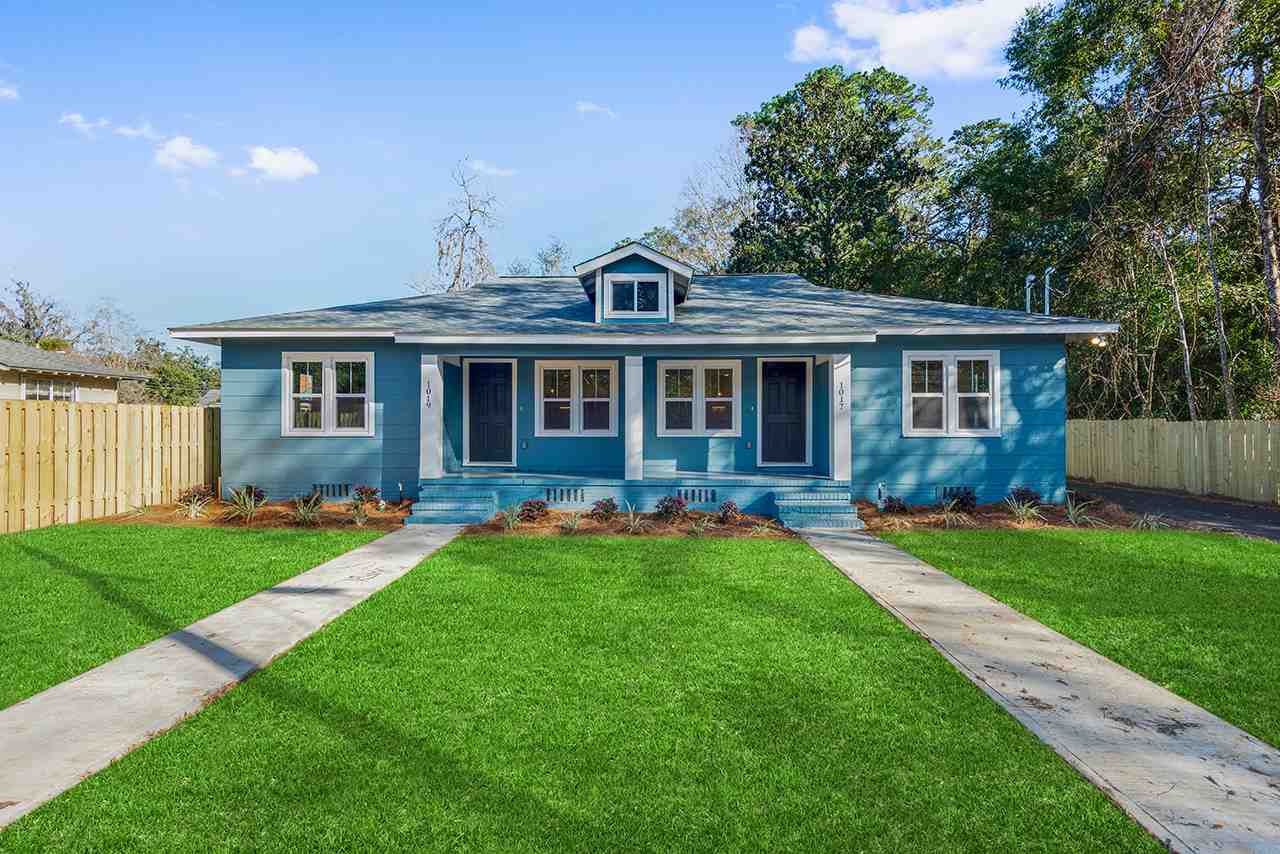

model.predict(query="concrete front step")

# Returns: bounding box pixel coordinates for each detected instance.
[775,492,863,530]
[411,500,495,513]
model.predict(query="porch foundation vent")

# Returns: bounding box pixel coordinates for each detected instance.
[677,488,718,505]
[546,487,586,504]
[313,482,352,498]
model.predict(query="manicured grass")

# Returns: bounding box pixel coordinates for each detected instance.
[0,524,383,709]
[882,529,1280,748]
[3,536,1157,852]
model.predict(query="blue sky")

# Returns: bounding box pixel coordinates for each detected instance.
[1,0,1033,351]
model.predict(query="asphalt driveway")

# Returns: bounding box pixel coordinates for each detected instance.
[1069,479,1280,542]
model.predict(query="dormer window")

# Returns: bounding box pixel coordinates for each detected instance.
[604,273,665,318]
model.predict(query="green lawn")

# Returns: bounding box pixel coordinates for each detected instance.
[883,529,1280,749]
[0,523,383,710]
[3,536,1157,853]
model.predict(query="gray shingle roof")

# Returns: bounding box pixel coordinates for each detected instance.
[0,339,149,380]
[170,274,1116,341]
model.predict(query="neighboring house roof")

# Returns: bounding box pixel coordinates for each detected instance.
[0,339,149,380]
[170,273,1118,345]
[198,388,221,407]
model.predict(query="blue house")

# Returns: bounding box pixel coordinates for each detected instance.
[171,242,1116,528]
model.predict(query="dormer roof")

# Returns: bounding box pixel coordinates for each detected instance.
[572,242,695,279]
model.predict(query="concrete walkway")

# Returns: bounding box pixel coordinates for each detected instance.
[0,524,461,828]
[804,531,1280,854]
[1071,479,1280,543]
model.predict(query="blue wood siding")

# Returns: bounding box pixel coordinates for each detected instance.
[216,335,1067,507]
[850,335,1067,504]
[219,339,420,502]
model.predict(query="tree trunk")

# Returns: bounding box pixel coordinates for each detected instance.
[1253,57,1280,379]
[1200,112,1238,418]
[1154,228,1200,420]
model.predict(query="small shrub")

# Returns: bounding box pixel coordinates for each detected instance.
[1004,496,1044,524]
[654,494,688,522]
[589,497,618,521]
[1064,492,1103,527]
[1009,486,1042,506]
[882,495,910,515]
[622,501,650,534]
[689,516,716,537]
[353,485,380,504]
[500,504,521,532]
[291,492,324,526]
[1130,512,1170,530]
[943,487,977,513]
[717,500,742,525]
[518,499,549,522]
[558,512,583,533]
[175,484,214,519]
[941,498,977,529]
[349,496,369,527]
[225,485,266,524]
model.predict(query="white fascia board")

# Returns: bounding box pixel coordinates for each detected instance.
[572,243,695,278]
[876,323,1119,337]
[394,333,878,345]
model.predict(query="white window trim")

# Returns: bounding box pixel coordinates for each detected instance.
[462,357,518,467]
[21,375,79,402]
[603,272,667,319]
[756,356,813,467]
[656,359,742,438]
[901,350,1001,438]
[533,360,619,437]
[280,351,375,438]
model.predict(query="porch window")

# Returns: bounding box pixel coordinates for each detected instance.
[24,378,77,401]
[534,360,617,436]
[603,273,666,318]
[281,352,375,437]
[901,350,1000,438]
[657,359,741,437]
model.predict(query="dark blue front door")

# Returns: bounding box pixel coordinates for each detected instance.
[761,360,807,465]
[468,361,514,464]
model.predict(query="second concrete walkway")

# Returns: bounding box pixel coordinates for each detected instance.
[804,531,1280,854]
[0,524,461,828]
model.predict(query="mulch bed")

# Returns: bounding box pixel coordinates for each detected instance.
[95,500,411,531]
[856,491,1140,533]
[464,508,797,539]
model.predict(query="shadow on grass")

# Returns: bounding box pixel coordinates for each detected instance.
[13,542,614,847]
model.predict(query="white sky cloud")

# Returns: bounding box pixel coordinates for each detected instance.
[575,100,617,118]
[0,82,17,101]
[59,112,110,136]
[154,136,220,171]
[469,158,517,177]
[246,146,318,181]
[115,120,162,141]
[789,0,1035,79]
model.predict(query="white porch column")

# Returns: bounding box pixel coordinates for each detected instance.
[419,353,444,480]
[625,355,644,480]
[830,353,852,481]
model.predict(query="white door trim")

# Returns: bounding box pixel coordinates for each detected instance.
[462,357,518,467]
[756,356,813,468]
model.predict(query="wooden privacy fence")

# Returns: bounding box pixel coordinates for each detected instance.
[1067,419,1280,506]
[0,402,221,533]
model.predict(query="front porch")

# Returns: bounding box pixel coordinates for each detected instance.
[407,470,861,529]
[413,350,859,528]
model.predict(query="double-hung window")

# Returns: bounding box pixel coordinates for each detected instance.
[24,378,76,401]
[657,359,741,437]
[901,350,1000,437]
[534,360,618,436]
[281,352,374,437]
[603,273,666,318]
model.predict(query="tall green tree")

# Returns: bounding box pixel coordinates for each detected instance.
[728,66,939,291]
